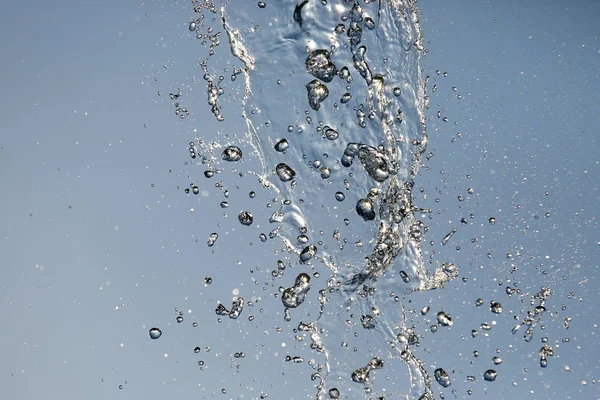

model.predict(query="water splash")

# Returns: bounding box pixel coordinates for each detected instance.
[187,0,459,397]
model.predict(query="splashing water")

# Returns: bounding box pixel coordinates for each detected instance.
[183,0,466,398]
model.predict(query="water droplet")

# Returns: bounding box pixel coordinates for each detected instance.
[325,128,339,140]
[483,369,498,381]
[229,297,244,319]
[492,357,502,365]
[328,388,340,399]
[351,366,369,383]
[306,80,329,111]
[434,368,451,388]
[275,163,296,182]
[305,49,337,83]
[490,301,503,314]
[356,198,376,221]
[393,87,401,96]
[299,244,317,263]
[149,328,162,339]
[274,139,289,152]
[358,145,390,182]
[176,316,183,323]
[281,273,311,308]
[320,167,331,179]
[360,315,376,329]
[189,22,197,31]
[437,311,453,326]
[399,270,410,283]
[334,192,345,202]
[194,347,201,353]
[207,233,218,247]
[257,1,266,8]
[222,146,242,162]
[238,211,253,226]
[488,217,496,225]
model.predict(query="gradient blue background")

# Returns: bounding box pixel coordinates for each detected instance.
[0,0,597,399]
